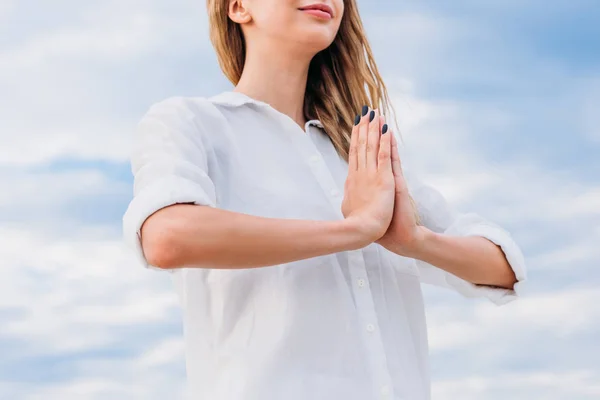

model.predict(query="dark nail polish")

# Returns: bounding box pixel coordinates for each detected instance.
[382,124,388,134]
[354,115,360,126]
[362,105,369,116]
[369,110,375,122]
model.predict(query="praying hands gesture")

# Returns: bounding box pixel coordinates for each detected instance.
[342,106,517,290]
[342,106,422,255]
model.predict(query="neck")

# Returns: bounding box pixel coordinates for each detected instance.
[234,43,312,128]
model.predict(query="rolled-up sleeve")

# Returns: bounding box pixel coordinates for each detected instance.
[406,171,527,306]
[122,97,217,269]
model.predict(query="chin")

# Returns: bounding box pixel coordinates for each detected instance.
[297,28,337,53]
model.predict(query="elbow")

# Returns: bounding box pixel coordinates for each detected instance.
[493,244,519,290]
[140,215,183,270]
[499,264,518,290]
[138,204,216,269]
[143,238,180,269]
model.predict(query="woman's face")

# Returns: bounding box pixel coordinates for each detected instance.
[235,0,344,54]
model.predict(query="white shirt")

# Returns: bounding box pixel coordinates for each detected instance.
[122,92,527,400]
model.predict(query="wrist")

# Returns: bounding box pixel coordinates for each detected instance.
[339,217,373,250]
[401,225,435,259]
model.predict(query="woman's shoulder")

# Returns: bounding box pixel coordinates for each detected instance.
[142,91,265,121]
[137,92,247,140]
[141,93,238,123]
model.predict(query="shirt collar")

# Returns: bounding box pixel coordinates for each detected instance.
[210,91,324,130]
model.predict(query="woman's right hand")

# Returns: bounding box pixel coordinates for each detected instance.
[341,107,396,247]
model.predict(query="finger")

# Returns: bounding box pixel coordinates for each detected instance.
[366,109,381,171]
[377,123,393,175]
[377,115,385,166]
[390,131,404,178]
[348,114,361,171]
[357,106,370,170]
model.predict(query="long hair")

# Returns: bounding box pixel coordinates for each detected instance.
[207,0,419,220]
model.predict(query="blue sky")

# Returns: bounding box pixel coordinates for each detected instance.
[0,0,598,399]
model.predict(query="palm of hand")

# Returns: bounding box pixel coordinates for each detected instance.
[376,133,420,254]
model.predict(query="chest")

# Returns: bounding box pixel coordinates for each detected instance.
[207,116,348,221]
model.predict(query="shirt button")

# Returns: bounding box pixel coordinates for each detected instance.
[366,324,375,333]
[357,279,366,287]
[381,385,390,396]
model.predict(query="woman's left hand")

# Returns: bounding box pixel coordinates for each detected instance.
[375,121,424,257]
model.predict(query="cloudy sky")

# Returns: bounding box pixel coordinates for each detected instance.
[1,0,599,399]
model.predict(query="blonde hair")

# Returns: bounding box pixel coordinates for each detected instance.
[207,0,419,220]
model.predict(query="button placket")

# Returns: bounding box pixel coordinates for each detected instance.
[347,251,394,399]
[288,130,394,399]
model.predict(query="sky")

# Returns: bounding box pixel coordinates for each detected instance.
[0,0,599,399]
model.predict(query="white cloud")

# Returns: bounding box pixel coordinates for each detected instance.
[0,0,14,20]
[0,226,187,400]
[137,337,185,368]
[0,169,129,208]
[0,226,178,355]
[526,225,600,270]
[0,0,211,167]
[4,343,187,399]
[0,120,136,167]
[433,370,600,400]
[1,14,161,70]
[427,288,599,352]
[392,85,600,226]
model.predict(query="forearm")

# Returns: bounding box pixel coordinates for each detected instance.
[141,204,365,269]
[401,226,517,289]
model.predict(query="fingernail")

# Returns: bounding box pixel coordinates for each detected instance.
[354,115,360,126]
[362,105,369,116]
[382,124,388,134]
[369,110,375,122]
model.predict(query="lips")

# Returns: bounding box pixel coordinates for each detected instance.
[299,3,334,19]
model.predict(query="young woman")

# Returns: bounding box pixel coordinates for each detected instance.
[123,1,526,399]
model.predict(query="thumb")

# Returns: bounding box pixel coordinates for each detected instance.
[390,131,404,179]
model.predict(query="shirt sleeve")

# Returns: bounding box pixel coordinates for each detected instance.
[122,97,217,270]
[402,155,527,306]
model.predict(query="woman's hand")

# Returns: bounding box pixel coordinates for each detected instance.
[341,107,396,246]
[375,127,424,256]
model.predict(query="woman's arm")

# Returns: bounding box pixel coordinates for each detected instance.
[137,107,396,270]
[376,131,526,303]
[142,205,367,269]
[394,226,517,289]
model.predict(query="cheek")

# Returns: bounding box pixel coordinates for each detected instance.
[252,4,298,35]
